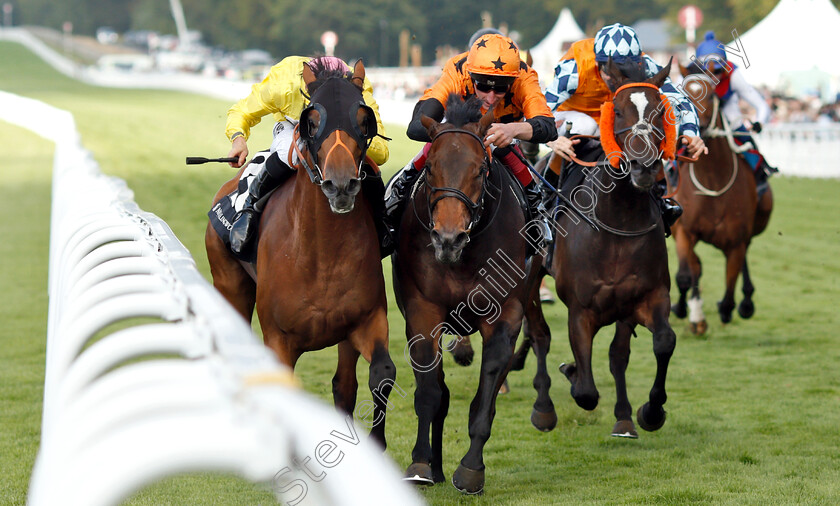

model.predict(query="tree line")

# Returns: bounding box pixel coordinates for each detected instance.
[8,0,825,66]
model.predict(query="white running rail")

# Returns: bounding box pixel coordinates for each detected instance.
[0,91,421,506]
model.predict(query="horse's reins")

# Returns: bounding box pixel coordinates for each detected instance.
[685,83,747,197]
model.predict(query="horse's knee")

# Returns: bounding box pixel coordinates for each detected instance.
[652,328,676,358]
[675,270,692,293]
[369,350,396,393]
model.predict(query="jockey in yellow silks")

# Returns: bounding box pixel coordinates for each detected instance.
[223,55,391,257]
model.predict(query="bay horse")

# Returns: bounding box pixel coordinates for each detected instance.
[205,59,396,447]
[670,64,774,334]
[393,95,536,494]
[517,58,678,438]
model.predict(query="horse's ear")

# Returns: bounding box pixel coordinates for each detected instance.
[421,114,442,137]
[352,59,366,89]
[302,62,316,87]
[604,57,623,93]
[477,105,495,135]
[678,61,690,78]
[649,57,672,89]
[525,50,533,68]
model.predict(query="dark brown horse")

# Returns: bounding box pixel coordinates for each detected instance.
[670,64,774,334]
[517,59,678,438]
[393,95,536,494]
[205,59,396,447]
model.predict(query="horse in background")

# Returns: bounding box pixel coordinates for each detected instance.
[518,58,679,438]
[204,59,396,447]
[670,63,774,334]
[393,95,537,494]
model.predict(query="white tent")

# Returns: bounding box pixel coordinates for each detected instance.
[734,0,840,99]
[528,8,585,86]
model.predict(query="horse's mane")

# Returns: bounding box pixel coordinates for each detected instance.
[608,59,647,83]
[444,94,483,127]
[305,59,354,95]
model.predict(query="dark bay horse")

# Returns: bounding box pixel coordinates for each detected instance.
[205,59,396,447]
[518,59,678,438]
[670,64,774,334]
[393,95,536,494]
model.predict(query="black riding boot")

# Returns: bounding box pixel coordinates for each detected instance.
[653,179,682,237]
[229,152,295,257]
[384,163,421,235]
[360,166,395,259]
[525,181,552,255]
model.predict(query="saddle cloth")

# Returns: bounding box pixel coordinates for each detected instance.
[207,150,270,252]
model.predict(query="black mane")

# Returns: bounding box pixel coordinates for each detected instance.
[444,94,483,127]
[614,59,647,83]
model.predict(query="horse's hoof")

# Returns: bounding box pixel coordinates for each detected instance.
[450,338,474,366]
[636,403,666,432]
[559,362,576,379]
[498,379,510,395]
[717,300,733,324]
[611,419,639,438]
[531,407,558,432]
[689,320,707,335]
[671,302,687,319]
[452,464,484,495]
[738,299,755,319]
[403,462,435,486]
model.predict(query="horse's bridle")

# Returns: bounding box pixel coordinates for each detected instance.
[420,128,492,234]
[611,82,670,161]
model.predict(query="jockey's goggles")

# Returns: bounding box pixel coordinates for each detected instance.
[473,80,510,94]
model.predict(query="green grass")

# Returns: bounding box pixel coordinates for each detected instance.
[3,39,840,504]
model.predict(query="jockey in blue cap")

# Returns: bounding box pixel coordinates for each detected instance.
[694,31,776,189]
[543,23,708,233]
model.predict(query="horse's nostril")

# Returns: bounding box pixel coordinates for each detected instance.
[430,230,442,245]
[347,178,361,196]
[322,180,338,198]
[454,231,470,248]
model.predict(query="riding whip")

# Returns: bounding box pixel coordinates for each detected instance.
[185,156,239,165]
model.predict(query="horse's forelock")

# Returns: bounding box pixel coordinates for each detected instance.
[444,94,483,127]
[305,60,354,95]
[613,59,647,83]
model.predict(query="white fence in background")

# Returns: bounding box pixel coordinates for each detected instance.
[0,91,421,506]
[757,124,840,178]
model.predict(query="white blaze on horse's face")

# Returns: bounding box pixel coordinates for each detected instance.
[629,92,649,126]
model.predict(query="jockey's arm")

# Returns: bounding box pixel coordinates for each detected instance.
[406,98,445,142]
[486,68,557,148]
[643,56,707,158]
[544,58,579,112]
[729,69,772,127]
[359,75,390,166]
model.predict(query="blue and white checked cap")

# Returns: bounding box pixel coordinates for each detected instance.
[594,23,642,64]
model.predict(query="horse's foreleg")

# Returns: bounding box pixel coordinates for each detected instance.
[453,318,520,495]
[609,321,636,438]
[719,245,746,324]
[564,309,599,411]
[402,304,447,486]
[348,308,395,450]
[333,340,360,416]
[738,256,756,319]
[430,364,450,484]
[523,283,556,432]
[637,299,676,432]
[671,227,692,319]
[205,225,256,321]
